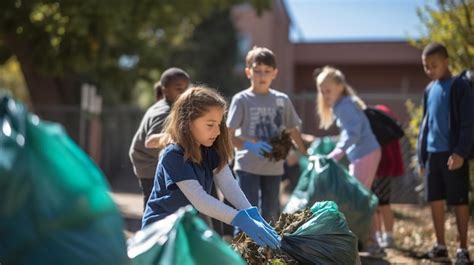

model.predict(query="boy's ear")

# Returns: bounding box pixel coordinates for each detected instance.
[272,68,279,79]
[245,67,252,78]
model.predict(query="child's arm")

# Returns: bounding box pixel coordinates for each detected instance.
[287,127,308,156]
[176,180,238,224]
[228,128,245,149]
[144,133,163,148]
[214,166,281,241]
[301,133,316,144]
[176,179,280,248]
[213,166,251,210]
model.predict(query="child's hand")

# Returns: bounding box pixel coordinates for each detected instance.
[418,167,425,177]
[327,148,345,161]
[245,207,281,245]
[145,133,163,148]
[243,140,272,158]
[231,209,280,249]
[447,153,464,170]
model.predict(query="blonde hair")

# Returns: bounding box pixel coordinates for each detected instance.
[158,85,233,171]
[314,66,366,129]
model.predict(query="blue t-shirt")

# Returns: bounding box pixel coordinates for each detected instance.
[427,78,453,153]
[333,96,380,161]
[141,144,219,228]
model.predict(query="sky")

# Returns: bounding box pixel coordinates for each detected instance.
[284,0,434,43]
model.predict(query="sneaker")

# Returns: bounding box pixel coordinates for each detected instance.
[365,243,387,258]
[424,245,451,263]
[455,248,472,265]
[382,234,396,248]
[375,232,384,247]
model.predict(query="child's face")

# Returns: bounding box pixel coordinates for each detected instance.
[245,63,278,91]
[190,106,223,147]
[318,79,344,107]
[422,54,449,80]
[163,79,190,103]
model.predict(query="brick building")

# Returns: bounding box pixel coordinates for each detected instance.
[231,1,429,135]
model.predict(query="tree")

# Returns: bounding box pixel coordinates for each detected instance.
[407,0,474,155]
[412,0,473,72]
[0,0,270,107]
[168,8,248,98]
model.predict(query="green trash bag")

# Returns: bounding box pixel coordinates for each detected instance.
[298,136,349,171]
[281,201,359,264]
[128,206,245,265]
[0,95,129,265]
[298,137,336,171]
[284,157,378,242]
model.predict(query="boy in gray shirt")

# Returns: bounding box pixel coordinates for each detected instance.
[129,68,190,210]
[227,46,307,222]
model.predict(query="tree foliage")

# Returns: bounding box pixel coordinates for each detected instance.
[0,0,270,106]
[407,0,473,152]
[407,1,474,205]
[412,0,473,72]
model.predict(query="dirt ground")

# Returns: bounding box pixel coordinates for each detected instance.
[112,191,474,265]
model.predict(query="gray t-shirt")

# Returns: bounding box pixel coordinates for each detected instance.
[226,88,302,175]
[129,99,170,179]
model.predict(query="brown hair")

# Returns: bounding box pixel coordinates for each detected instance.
[314,66,366,129]
[159,85,233,171]
[245,46,276,68]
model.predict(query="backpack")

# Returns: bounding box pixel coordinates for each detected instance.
[364,107,404,146]
[460,70,473,89]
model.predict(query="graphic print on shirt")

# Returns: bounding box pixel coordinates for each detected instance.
[249,101,284,142]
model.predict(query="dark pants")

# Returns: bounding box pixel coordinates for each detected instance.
[236,170,282,223]
[425,152,469,205]
[138,178,154,212]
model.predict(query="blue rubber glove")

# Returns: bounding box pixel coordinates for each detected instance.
[243,140,272,158]
[231,209,279,249]
[246,207,281,245]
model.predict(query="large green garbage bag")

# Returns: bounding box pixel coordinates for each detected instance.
[284,157,378,242]
[281,201,359,264]
[128,206,245,265]
[298,136,349,171]
[0,95,129,265]
[298,137,336,171]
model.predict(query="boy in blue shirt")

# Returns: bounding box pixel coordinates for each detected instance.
[227,46,307,223]
[417,42,473,264]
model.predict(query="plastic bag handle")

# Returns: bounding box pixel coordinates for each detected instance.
[308,155,326,173]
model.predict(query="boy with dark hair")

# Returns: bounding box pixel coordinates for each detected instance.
[418,42,473,264]
[129,68,190,210]
[227,46,307,223]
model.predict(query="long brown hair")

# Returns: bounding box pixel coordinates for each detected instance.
[159,85,233,171]
[314,66,366,129]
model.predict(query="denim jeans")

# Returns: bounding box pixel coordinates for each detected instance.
[236,170,282,223]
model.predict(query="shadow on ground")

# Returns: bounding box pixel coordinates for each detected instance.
[109,168,143,233]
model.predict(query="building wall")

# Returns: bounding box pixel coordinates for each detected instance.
[294,64,429,93]
[231,1,294,94]
[231,3,430,136]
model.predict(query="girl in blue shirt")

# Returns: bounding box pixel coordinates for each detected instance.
[141,86,280,249]
[314,66,383,257]
[314,66,380,188]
